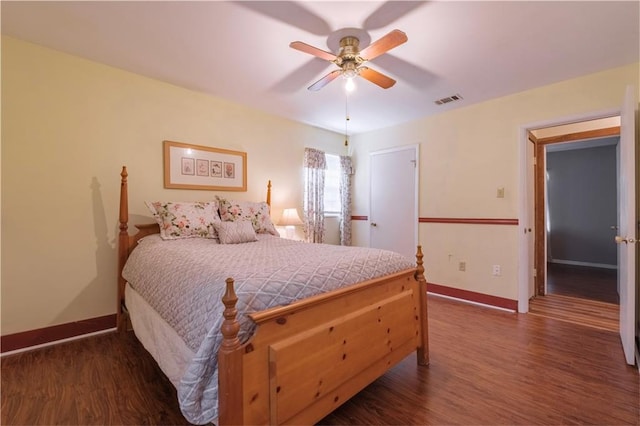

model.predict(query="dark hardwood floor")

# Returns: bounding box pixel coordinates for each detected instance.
[546,262,618,304]
[2,295,638,425]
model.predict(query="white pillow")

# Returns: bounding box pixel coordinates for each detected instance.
[214,220,258,244]
[217,198,280,236]
[145,201,221,240]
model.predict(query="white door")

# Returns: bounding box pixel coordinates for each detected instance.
[617,86,637,366]
[369,145,418,259]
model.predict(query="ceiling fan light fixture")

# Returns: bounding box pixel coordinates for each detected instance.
[343,69,357,78]
[344,77,356,92]
[342,61,358,78]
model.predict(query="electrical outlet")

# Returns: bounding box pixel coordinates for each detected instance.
[492,265,501,276]
[459,261,466,272]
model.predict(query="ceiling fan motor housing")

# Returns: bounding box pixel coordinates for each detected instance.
[339,36,360,57]
[336,36,365,74]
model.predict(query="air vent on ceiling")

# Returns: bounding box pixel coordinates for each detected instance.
[434,94,463,105]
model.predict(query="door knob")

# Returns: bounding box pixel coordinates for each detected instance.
[371,222,377,227]
[615,235,637,244]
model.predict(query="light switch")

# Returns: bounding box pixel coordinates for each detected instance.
[497,187,505,198]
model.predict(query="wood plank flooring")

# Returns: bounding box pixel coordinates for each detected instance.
[529,263,620,332]
[529,293,619,332]
[2,295,638,425]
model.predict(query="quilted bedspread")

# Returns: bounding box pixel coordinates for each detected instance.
[122,234,415,424]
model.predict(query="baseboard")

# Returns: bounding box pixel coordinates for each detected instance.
[427,282,518,311]
[548,259,617,270]
[1,314,116,354]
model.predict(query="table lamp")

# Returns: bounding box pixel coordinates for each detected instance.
[278,208,303,239]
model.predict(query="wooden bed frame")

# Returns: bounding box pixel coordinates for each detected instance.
[116,166,429,425]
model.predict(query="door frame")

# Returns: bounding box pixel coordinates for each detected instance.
[531,126,621,296]
[518,108,621,312]
[368,144,419,257]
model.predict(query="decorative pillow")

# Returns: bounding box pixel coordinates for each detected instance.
[214,220,258,244]
[217,198,280,236]
[145,201,221,240]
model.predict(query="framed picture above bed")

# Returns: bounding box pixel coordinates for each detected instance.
[163,140,247,191]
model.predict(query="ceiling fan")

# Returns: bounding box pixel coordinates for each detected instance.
[290,29,408,91]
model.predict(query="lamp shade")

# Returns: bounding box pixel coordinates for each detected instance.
[278,208,303,226]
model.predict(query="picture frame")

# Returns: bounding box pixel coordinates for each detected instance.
[163,140,247,191]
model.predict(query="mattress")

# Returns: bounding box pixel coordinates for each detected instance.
[125,283,193,389]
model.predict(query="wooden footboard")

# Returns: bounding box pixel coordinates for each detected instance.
[219,252,429,425]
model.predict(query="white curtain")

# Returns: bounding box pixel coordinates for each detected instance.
[339,155,354,246]
[303,148,326,243]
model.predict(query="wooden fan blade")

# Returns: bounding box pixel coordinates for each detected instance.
[358,67,396,89]
[359,29,408,61]
[308,70,342,91]
[290,41,337,62]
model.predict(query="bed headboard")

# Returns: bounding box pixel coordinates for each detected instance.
[116,165,272,331]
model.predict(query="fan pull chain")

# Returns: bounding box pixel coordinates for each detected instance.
[344,93,350,147]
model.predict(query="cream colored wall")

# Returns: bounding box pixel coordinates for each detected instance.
[1,37,344,335]
[350,62,639,301]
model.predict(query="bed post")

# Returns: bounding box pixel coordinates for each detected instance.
[117,166,130,332]
[218,278,244,425]
[266,179,272,207]
[415,245,430,365]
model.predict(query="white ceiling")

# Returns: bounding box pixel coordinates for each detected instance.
[2,1,638,135]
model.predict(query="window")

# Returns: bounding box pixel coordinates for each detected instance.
[323,154,341,215]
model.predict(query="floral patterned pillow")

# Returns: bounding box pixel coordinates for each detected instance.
[217,198,280,236]
[145,201,221,240]
[214,220,258,244]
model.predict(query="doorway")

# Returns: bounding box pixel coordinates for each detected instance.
[528,119,621,331]
[544,135,619,304]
